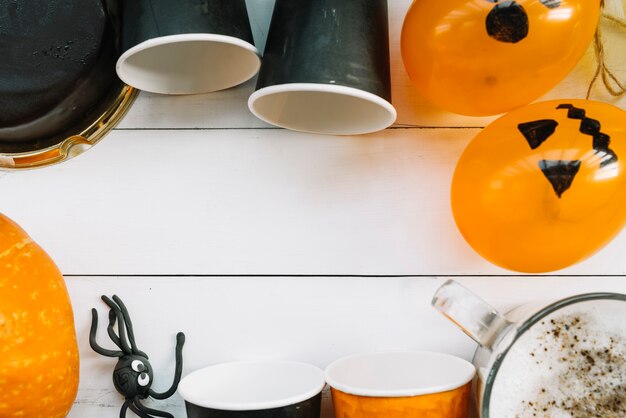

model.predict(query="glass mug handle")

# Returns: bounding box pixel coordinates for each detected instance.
[432,280,513,350]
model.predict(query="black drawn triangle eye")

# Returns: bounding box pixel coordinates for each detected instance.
[518,119,558,149]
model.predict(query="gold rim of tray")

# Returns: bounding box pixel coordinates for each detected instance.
[0,85,137,170]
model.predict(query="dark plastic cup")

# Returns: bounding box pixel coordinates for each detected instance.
[248,0,396,135]
[178,360,325,418]
[116,0,260,95]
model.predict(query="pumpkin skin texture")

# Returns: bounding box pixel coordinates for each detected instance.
[0,214,79,417]
[451,100,626,273]
[401,0,601,116]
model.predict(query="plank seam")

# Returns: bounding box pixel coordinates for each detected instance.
[112,126,485,131]
[63,274,625,278]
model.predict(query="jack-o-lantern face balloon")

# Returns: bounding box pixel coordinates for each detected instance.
[401,1,600,116]
[451,100,626,272]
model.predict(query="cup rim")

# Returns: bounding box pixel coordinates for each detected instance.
[116,33,261,95]
[248,83,397,135]
[178,359,326,411]
[325,350,475,398]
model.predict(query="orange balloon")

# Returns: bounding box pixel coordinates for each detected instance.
[401,0,600,116]
[451,100,626,272]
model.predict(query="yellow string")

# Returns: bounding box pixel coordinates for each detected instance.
[587,13,626,99]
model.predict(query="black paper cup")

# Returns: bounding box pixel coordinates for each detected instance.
[116,0,260,95]
[178,360,325,418]
[248,0,396,136]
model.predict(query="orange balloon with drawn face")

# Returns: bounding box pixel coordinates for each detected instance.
[401,0,601,116]
[451,100,626,273]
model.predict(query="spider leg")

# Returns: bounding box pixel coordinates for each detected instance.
[107,309,125,350]
[149,332,185,400]
[102,295,133,354]
[113,294,147,357]
[129,401,153,418]
[133,399,174,418]
[120,398,132,418]
[89,308,123,357]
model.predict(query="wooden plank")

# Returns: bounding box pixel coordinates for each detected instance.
[3,128,626,276]
[117,0,626,130]
[66,275,626,417]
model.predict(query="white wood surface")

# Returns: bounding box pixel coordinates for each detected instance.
[1,0,625,417]
[3,127,626,276]
[68,277,626,417]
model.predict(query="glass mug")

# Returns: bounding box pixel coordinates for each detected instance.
[432,280,626,418]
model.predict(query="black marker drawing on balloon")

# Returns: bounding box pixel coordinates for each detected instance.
[540,0,561,9]
[557,104,618,168]
[517,103,617,198]
[518,119,559,149]
[538,160,582,198]
[486,1,529,43]
[484,0,562,44]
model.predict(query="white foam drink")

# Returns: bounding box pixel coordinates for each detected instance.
[489,300,626,417]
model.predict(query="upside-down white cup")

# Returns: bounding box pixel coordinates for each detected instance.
[248,0,397,135]
[116,0,260,95]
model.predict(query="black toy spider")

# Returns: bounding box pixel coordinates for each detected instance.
[90,295,185,418]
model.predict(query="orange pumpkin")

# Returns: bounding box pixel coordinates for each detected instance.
[0,214,79,417]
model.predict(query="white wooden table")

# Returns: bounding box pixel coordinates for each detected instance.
[1,1,625,416]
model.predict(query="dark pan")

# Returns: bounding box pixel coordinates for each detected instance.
[0,0,136,169]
